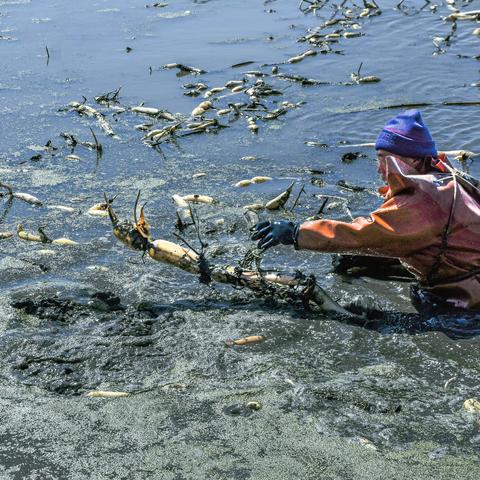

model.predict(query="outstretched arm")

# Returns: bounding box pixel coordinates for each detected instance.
[297,193,443,258]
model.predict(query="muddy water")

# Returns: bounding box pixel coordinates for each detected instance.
[1,0,480,478]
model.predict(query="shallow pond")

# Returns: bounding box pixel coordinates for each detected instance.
[1,0,480,478]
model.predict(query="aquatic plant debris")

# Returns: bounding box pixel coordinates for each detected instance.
[162,63,205,75]
[225,335,265,346]
[265,182,295,210]
[463,398,480,414]
[86,391,130,398]
[68,101,116,137]
[0,182,42,206]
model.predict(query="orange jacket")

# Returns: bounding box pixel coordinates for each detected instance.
[297,154,480,309]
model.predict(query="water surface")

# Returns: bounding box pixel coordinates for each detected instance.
[1,1,480,478]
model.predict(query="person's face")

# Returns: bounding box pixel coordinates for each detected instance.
[376,150,425,181]
[376,149,389,182]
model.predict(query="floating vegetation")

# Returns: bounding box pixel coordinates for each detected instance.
[162,63,206,75]
[231,61,255,68]
[0,182,42,206]
[87,196,117,217]
[287,49,317,64]
[68,101,116,136]
[235,176,272,187]
[182,194,216,205]
[181,119,227,136]
[343,31,362,39]
[87,204,109,216]
[143,122,182,145]
[341,152,366,163]
[265,182,295,210]
[86,391,130,398]
[94,86,122,106]
[235,179,253,188]
[145,3,168,8]
[355,437,378,451]
[0,34,17,42]
[17,224,46,243]
[191,100,213,117]
[243,203,264,211]
[131,105,177,121]
[65,154,81,161]
[351,62,380,84]
[246,401,262,411]
[51,237,78,245]
[246,116,259,133]
[47,205,76,213]
[225,335,265,346]
[463,398,480,414]
[17,224,78,245]
[337,180,366,192]
[275,73,327,86]
[444,10,480,22]
[305,141,328,148]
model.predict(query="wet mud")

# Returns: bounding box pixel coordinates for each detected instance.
[1,0,480,478]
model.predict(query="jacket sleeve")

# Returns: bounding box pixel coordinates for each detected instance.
[296,193,443,258]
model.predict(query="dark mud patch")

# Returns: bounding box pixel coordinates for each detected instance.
[11,296,88,322]
[4,288,177,395]
[1,285,480,477]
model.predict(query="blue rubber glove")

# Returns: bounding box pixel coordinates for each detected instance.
[251,220,298,250]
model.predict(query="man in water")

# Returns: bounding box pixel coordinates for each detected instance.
[252,110,480,314]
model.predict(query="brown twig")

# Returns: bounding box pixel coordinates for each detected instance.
[290,184,306,212]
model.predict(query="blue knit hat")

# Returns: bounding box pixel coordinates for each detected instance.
[375,109,437,158]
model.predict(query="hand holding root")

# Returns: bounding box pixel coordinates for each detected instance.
[105,192,355,317]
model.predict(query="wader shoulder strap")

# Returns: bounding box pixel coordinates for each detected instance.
[426,168,458,285]
[427,266,480,287]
